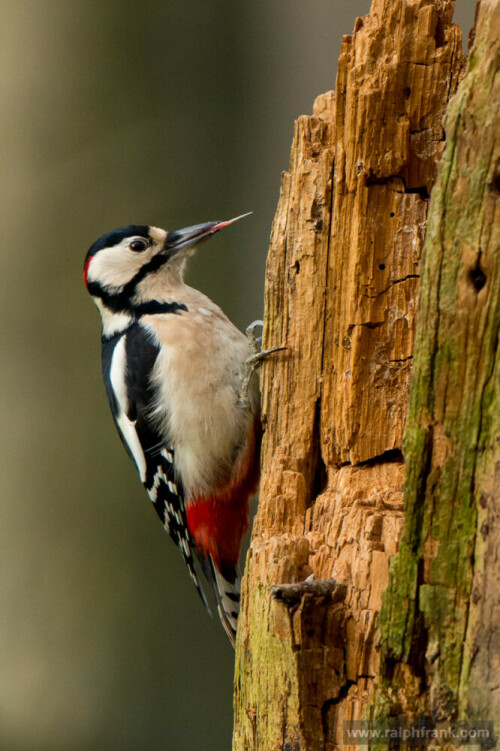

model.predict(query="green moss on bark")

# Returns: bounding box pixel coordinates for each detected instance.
[373,0,500,728]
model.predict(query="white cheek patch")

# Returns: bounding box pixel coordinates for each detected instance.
[87,242,154,290]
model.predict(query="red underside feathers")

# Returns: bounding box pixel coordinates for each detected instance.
[186,416,261,574]
[186,496,249,576]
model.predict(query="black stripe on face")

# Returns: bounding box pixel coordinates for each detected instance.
[85,225,155,309]
[120,251,170,298]
[89,272,188,317]
[86,227,181,312]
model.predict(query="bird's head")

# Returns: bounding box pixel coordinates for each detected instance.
[84,214,250,313]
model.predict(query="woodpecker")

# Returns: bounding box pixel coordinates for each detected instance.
[84,216,261,646]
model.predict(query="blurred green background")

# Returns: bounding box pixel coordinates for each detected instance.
[0,2,474,750]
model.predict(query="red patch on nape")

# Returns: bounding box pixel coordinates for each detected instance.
[83,256,93,289]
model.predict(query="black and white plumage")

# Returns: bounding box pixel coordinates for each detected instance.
[102,322,203,601]
[84,218,260,645]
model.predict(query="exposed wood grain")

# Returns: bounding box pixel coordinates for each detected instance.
[233,1,465,749]
[376,0,500,733]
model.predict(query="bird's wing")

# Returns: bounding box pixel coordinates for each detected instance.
[102,323,210,611]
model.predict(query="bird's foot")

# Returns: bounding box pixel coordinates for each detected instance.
[239,320,287,407]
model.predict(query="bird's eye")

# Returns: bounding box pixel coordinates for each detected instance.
[129,238,149,252]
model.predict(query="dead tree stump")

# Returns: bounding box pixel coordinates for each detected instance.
[229,1,493,749]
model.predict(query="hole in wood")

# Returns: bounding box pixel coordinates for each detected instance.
[379,263,386,270]
[435,20,446,48]
[492,172,500,194]
[469,266,487,292]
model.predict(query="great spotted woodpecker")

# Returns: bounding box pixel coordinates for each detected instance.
[84,216,261,645]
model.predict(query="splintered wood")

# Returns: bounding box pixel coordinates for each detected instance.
[233,1,464,750]
[375,0,500,729]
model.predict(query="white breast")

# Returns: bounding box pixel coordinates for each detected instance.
[143,293,259,498]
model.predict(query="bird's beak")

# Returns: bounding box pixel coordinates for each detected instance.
[162,213,252,257]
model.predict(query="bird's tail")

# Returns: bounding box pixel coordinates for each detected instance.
[195,552,240,647]
[210,562,241,647]
[210,558,241,647]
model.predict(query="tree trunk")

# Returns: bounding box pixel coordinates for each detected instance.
[375,0,500,736]
[229,0,500,748]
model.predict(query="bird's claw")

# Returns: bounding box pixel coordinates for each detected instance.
[245,320,264,355]
[239,321,287,407]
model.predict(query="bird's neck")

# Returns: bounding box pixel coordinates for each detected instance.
[132,259,186,301]
[94,298,134,339]
[94,290,189,341]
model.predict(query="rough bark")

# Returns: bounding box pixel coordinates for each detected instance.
[375,0,500,737]
[233,1,467,749]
